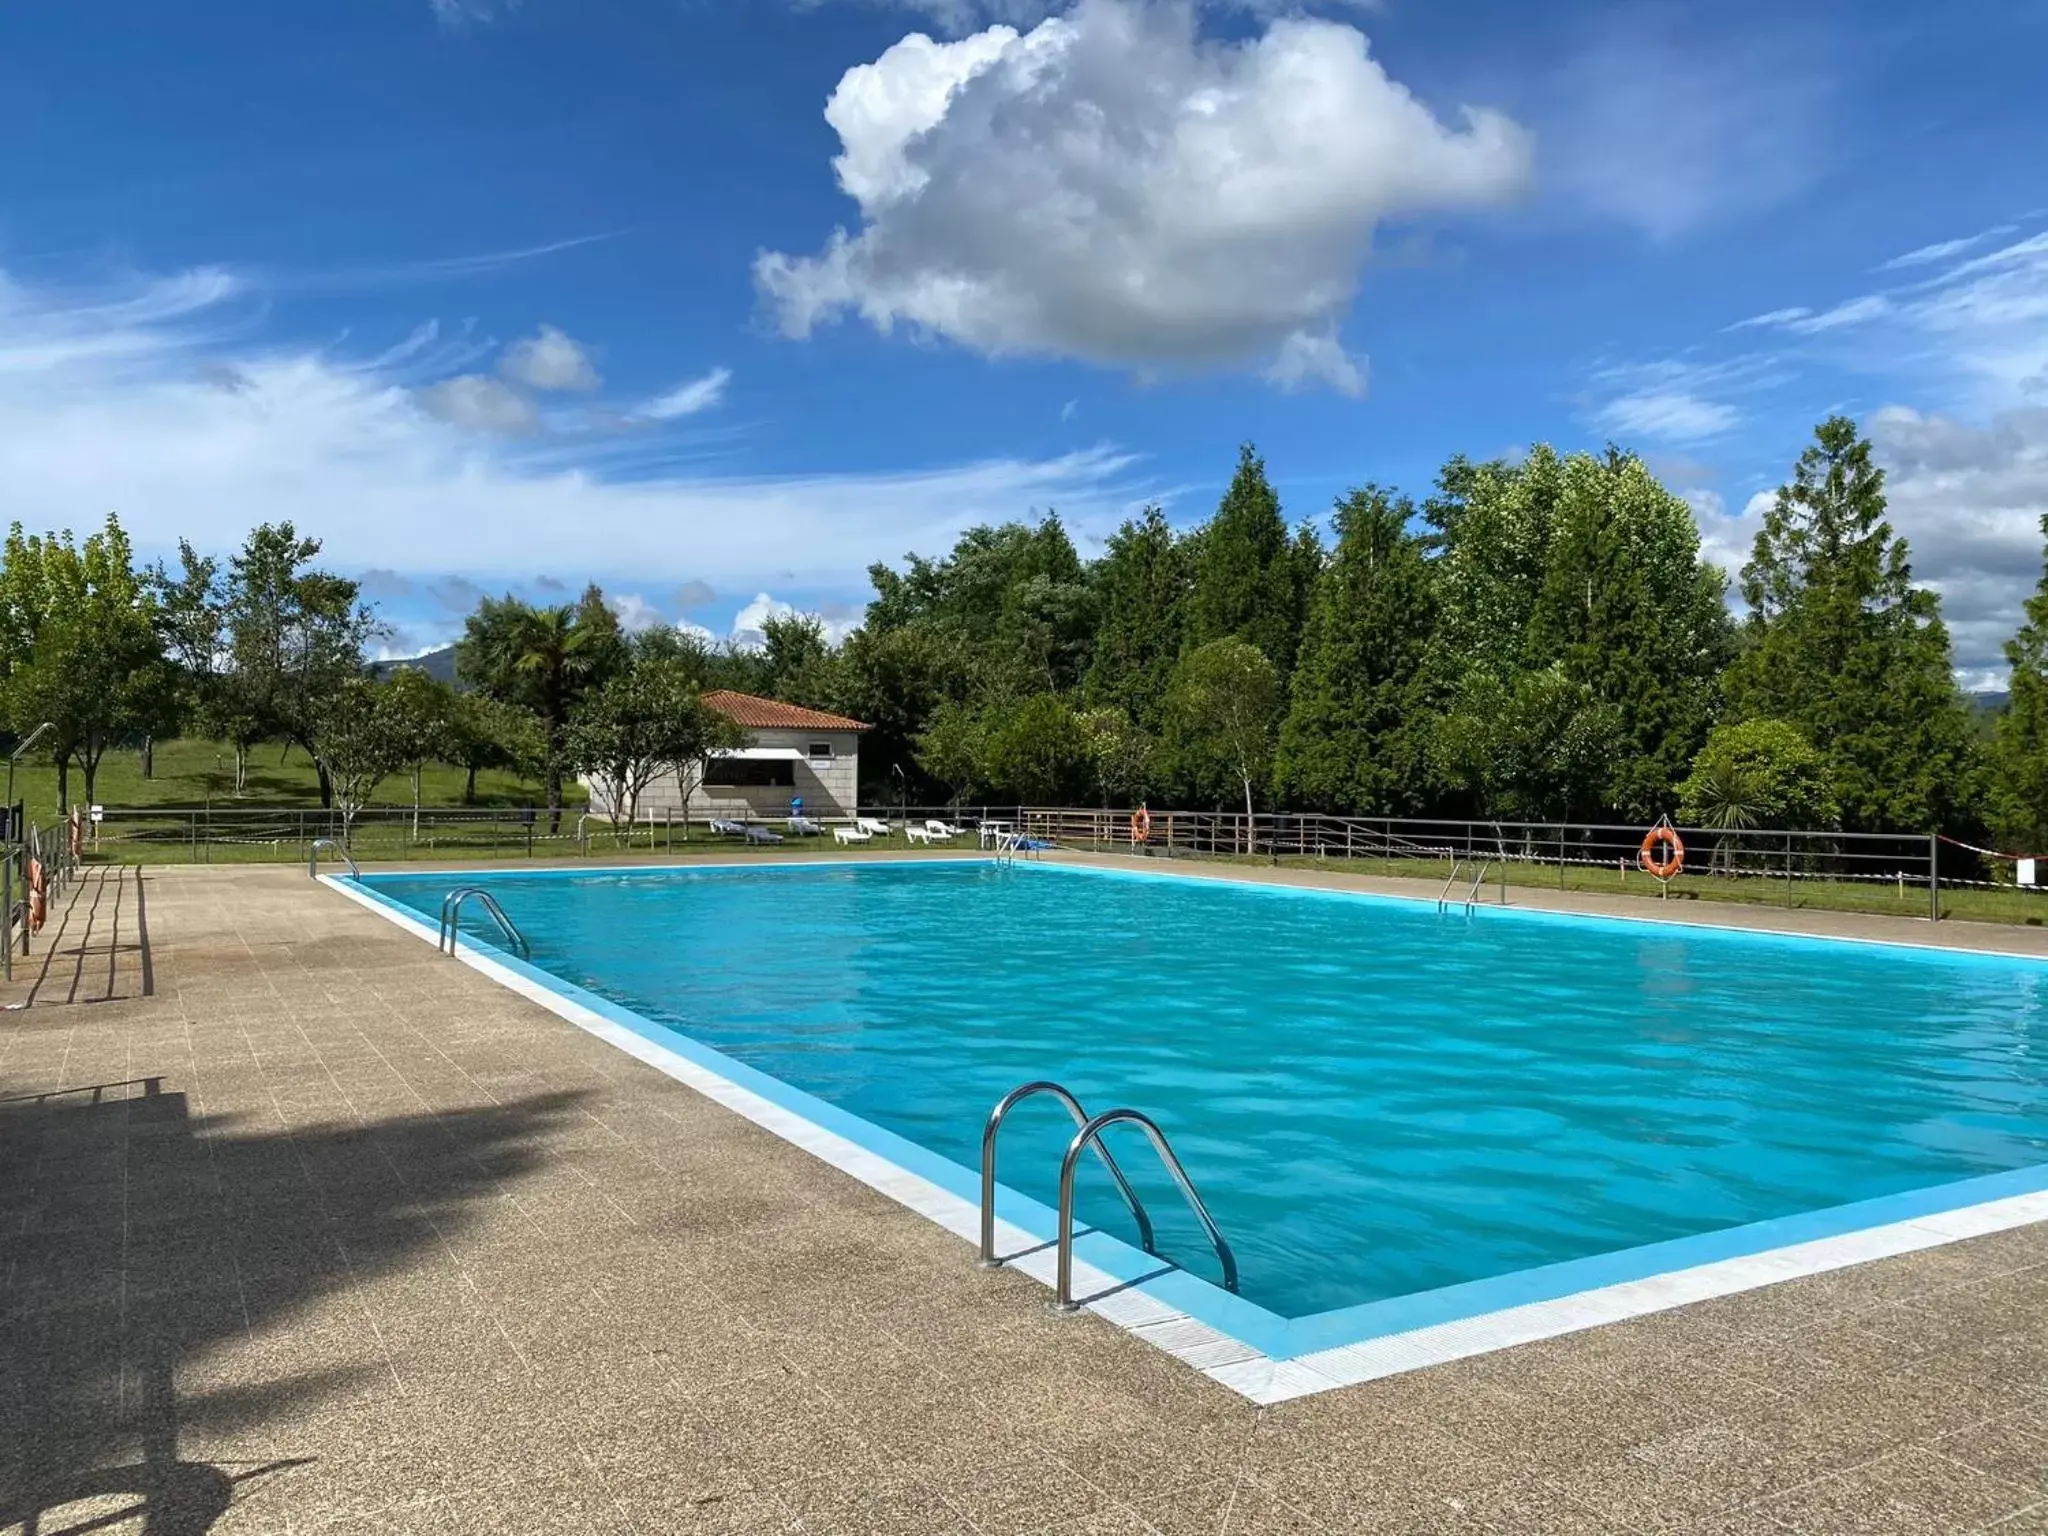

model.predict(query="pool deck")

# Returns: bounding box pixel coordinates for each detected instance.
[3,862,2046,1534]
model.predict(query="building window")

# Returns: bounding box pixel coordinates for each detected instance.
[702,758,795,788]
[808,742,834,761]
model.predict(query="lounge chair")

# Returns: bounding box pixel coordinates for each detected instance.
[742,824,783,845]
[833,824,873,845]
[708,818,748,837]
[905,825,937,845]
[856,817,891,837]
[924,819,962,840]
[788,816,825,837]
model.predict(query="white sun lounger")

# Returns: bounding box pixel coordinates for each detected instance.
[788,816,825,837]
[856,817,891,837]
[924,819,962,839]
[833,824,873,845]
[905,825,937,845]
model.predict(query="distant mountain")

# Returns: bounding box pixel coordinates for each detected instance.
[1970,689,2010,715]
[371,645,460,686]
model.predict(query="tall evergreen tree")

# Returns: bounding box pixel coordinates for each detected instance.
[1990,514,2048,849]
[1083,506,1189,729]
[1724,416,1975,832]
[1185,444,1310,677]
[1274,487,1437,814]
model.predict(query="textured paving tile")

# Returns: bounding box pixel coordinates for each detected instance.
[3,862,2047,1536]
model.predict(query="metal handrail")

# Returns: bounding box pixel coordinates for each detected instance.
[308,838,360,879]
[979,1081,1157,1267]
[1436,857,1467,913]
[1056,1107,1238,1311]
[1463,859,1492,913]
[438,886,531,959]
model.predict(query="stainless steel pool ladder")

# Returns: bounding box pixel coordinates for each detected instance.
[437,886,531,959]
[978,1081,1240,1311]
[308,839,360,879]
[1436,858,1492,915]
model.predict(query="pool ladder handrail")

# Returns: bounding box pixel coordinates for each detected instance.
[980,1081,1156,1264]
[1436,857,1492,914]
[1056,1108,1239,1310]
[308,838,360,880]
[438,886,531,959]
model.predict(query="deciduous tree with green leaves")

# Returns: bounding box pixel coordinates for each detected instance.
[1168,638,1281,845]
[1677,718,1838,836]
[567,658,734,837]
[0,514,171,810]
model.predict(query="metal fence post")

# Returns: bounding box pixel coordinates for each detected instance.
[1785,833,1794,908]
[1928,832,1939,922]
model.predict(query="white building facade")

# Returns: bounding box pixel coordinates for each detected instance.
[588,690,867,824]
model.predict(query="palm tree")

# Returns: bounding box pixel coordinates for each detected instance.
[456,591,623,831]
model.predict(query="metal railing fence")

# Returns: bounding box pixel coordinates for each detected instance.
[4,814,85,981]
[60,800,1959,922]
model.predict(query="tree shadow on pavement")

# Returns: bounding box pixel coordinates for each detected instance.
[0,1075,591,1534]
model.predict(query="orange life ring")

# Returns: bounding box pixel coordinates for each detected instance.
[27,857,46,932]
[1130,806,1152,844]
[1639,824,1685,881]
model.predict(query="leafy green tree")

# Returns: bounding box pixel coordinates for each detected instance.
[223,523,379,806]
[567,658,733,836]
[1724,416,1976,832]
[981,692,1092,804]
[309,677,407,849]
[1083,506,1189,730]
[1275,487,1437,814]
[457,590,625,831]
[915,698,992,807]
[1677,718,1838,833]
[0,515,169,810]
[1169,638,1281,839]
[1431,665,1623,822]
[444,692,544,805]
[378,666,455,836]
[1990,514,2048,849]
[1185,445,1313,677]
[866,516,1094,696]
[833,624,969,802]
[1078,706,1153,807]
[1423,448,1564,685]
[760,613,842,707]
[1524,449,1734,817]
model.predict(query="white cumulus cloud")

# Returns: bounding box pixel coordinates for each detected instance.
[416,374,539,435]
[729,593,862,650]
[500,323,600,391]
[756,0,1529,392]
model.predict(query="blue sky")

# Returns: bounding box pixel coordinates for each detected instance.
[2,0,2044,677]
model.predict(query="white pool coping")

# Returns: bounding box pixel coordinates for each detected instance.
[325,866,2048,1404]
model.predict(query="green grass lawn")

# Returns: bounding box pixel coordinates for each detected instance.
[9,737,577,823]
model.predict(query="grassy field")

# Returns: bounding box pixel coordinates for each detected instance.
[9,737,577,824]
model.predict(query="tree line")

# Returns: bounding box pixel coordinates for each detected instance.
[5,412,2048,849]
[783,416,2018,843]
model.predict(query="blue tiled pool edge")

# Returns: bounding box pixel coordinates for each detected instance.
[327,863,2048,1401]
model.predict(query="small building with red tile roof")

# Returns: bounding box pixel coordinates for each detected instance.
[585,689,869,825]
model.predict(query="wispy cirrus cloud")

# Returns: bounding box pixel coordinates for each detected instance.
[0,261,1152,592]
[639,367,732,421]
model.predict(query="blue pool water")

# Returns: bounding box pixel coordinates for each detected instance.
[368,861,2048,1319]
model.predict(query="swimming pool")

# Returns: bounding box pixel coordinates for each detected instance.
[347,859,2048,1390]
